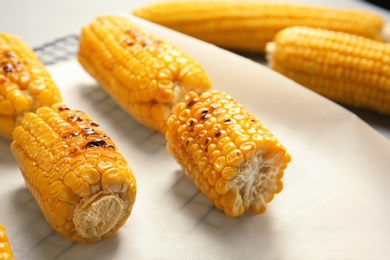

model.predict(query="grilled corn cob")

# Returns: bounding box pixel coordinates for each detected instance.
[0,33,62,139]
[10,103,137,243]
[266,26,390,115]
[77,15,211,133]
[166,90,291,217]
[132,1,385,53]
[0,224,13,260]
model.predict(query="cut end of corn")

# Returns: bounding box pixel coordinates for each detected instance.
[77,15,211,133]
[0,33,62,139]
[266,26,390,116]
[0,224,13,260]
[382,24,390,43]
[73,192,127,240]
[166,90,291,217]
[132,1,385,53]
[11,103,137,243]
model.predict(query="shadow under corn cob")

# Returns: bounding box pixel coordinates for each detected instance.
[0,33,62,139]
[266,26,390,116]
[77,15,211,133]
[132,1,385,53]
[0,224,13,260]
[166,90,291,217]
[11,103,137,243]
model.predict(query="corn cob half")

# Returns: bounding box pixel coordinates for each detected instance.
[266,26,390,116]
[10,103,137,243]
[77,15,211,133]
[0,33,62,139]
[166,90,291,217]
[132,1,385,53]
[0,224,13,260]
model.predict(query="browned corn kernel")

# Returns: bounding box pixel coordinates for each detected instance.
[77,15,211,133]
[166,90,291,217]
[0,33,62,139]
[266,26,390,115]
[132,1,385,53]
[0,224,13,260]
[11,103,137,243]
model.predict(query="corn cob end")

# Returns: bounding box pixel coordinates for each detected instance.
[11,103,136,243]
[166,91,291,217]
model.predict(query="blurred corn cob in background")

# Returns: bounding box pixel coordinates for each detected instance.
[166,90,291,217]
[78,15,211,133]
[266,26,390,115]
[0,224,13,260]
[0,33,62,139]
[11,103,137,243]
[132,1,386,53]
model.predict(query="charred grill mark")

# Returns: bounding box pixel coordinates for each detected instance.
[200,110,208,121]
[186,98,198,108]
[3,63,13,74]
[84,139,115,150]
[188,119,195,127]
[58,107,70,111]
[224,118,231,123]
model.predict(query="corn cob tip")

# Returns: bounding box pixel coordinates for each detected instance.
[0,224,13,260]
[0,33,62,140]
[77,15,211,133]
[266,26,390,116]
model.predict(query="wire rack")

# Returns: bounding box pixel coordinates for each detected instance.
[33,34,79,66]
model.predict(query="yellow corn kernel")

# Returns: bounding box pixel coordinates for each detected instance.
[77,15,211,133]
[166,90,291,217]
[10,103,137,243]
[132,1,385,53]
[0,224,13,260]
[266,26,390,116]
[0,33,62,139]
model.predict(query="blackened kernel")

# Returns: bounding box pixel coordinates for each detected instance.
[58,107,70,111]
[224,118,231,123]
[215,131,221,138]
[84,139,108,149]
[90,122,99,127]
[3,64,12,73]
[200,110,209,121]
[186,99,197,108]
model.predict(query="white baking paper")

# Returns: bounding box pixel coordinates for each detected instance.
[1,14,390,259]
